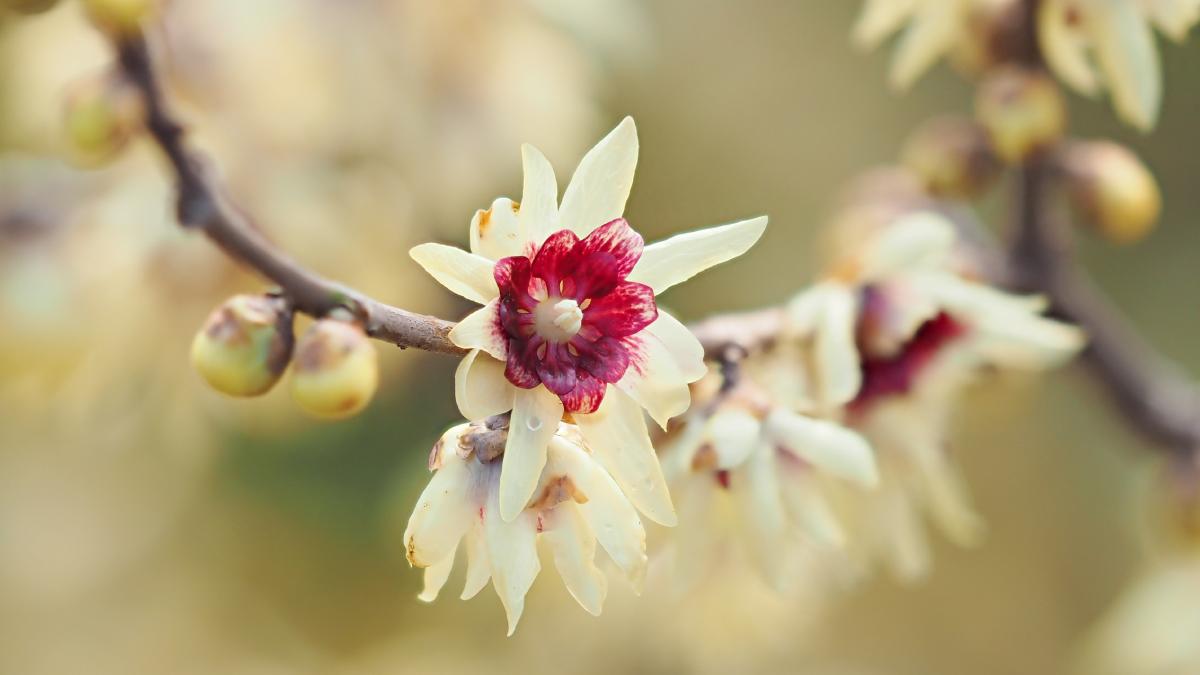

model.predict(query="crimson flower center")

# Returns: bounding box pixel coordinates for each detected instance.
[491,219,657,414]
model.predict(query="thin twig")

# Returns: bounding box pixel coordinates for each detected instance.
[1008,156,1200,459]
[113,33,464,355]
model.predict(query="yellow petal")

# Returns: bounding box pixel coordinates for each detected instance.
[889,0,961,90]
[470,197,524,260]
[629,216,767,294]
[499,386,562,521]
[1038,0,1102,95]
[418,547,456,603]
[409,243,499,304]
[813,283,862,408]
[454,350,515,421]
[616,332,691,429]
[483,485,540,636]
[766,409,879,488]
[1088,1,1161,130]
[853,0,918,49]
[519,144,560,247]
[559,116,638,236]
[574,389,677,526]
[542,501,608,615]
[448,300,506,360]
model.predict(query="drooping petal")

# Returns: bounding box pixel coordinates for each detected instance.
[628,216,767,295]
[583,281,658,338]
[574,389,676,526]
[542,502,608,615]
[418,547,456,603]
[1144,0,1200,42]
[499,386,563,521]
[547,436,648,586]
[455,350,515,421]
[449,300,507,360]
[575,218,644,281]
[404,427,476,568]
[559,371,608,414]
[558,117,638,237]
[617,331,691,429]
[813,283,863,408]
[779,473,845,548]
[470,197,523,260]
[409,243,500,304]
[519,144,560,247]
[642,310,706,383]
[483,482,541,636]
[730,442,789,590]
[766,408,879,488]
[669,472,720,594]
[1088,0,1161,130]
[858,211,955,281]
[460,524,491,600]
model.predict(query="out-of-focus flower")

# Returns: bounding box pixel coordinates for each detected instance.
[404,419,646,635]
[1039,0,1200,130]
[786,211,1083,412]
[853,0,972,90]
[781,211,1083,578]
[1059,140,1162,244]
[659,371,878,591]
[410,117,767,523]
[856,0,1199,129]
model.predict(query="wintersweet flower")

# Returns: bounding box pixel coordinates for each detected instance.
[785,211,1084,412]
[659,372,878,591]
[1039,0,1200,129]
[404,418,646,635]
[853,0,972,90]
[410,117,768,523]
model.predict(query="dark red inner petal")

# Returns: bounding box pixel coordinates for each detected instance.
[492,222,653,413]
[848,311,967,416]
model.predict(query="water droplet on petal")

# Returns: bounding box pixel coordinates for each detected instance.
[526,416,543,432]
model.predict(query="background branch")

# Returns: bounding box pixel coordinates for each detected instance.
[113,33,465,356]
[1008,157,1200,459]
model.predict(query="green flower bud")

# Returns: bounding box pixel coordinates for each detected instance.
[1060,141,1161,245]
[290,318,378,420]
[975,66,1066,164]
[191,294,293,397]
[901,115,1000,199]
[62,74,142,166]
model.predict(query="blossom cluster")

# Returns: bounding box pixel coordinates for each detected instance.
[401,119,1084,632]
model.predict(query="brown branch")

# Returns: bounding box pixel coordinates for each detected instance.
[1008,156,1200,459]
[112,33,465,355]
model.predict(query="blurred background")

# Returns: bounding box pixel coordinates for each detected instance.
[2,1,1199,673]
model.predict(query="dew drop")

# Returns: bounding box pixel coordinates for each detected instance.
[526,416,543,432]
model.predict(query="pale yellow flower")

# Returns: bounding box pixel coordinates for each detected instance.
[404,420,646,635]
[410,117,767,524]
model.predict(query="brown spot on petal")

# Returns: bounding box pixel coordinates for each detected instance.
[476,207,492,235]
[691,444,718,472]
[406,536,427,568]
[530,475,587,511]
[427,436,446,470]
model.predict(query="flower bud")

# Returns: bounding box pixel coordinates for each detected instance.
[975,66,1066,163]
[191,294,294,397]
[901,115,1001,199]
[1060,141,1161,245]
[2,0,59,14]
[62,74,143,166]
[82,0,155,35]
[290,317,378,420]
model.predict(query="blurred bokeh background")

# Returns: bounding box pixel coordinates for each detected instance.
[2,1,1199,673]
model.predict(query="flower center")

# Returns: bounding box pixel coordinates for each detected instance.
[533,297,583,342]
